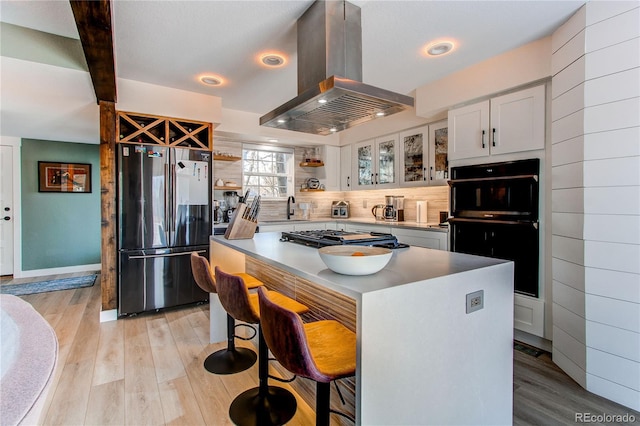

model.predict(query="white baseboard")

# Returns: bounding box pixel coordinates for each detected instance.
[100,309,118,323]
[15,263,101,279]
[515,329,552,352]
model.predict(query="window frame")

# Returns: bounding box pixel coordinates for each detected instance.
[242,144,294,199]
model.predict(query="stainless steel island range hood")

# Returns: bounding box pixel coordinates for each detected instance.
[260,0,414,136]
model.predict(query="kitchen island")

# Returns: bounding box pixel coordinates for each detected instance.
[210,232,514,425]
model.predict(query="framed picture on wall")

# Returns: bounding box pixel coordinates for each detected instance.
[38,161,92,193]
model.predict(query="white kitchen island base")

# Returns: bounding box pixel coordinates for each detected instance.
[211,233,514,425]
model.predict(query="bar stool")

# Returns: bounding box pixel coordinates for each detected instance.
[215,267,310,426]
[190,252,263,375]
[257,286,357,426]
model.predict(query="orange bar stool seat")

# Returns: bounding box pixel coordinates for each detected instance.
[190,252,263,375]
[258,286,356,426]
[215,267,310,426]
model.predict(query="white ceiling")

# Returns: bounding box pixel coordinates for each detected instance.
[1,0,584,117]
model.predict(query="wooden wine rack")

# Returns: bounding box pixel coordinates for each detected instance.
[116,111,212,150]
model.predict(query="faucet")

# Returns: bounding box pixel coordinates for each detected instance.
[287,196,295,220]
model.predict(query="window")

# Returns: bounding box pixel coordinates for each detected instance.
[242,144,294,198]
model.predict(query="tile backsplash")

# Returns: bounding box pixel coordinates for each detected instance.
[294,186,449,223]
[212,140,450,223]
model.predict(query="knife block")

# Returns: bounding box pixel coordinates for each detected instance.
[224,203,258,240]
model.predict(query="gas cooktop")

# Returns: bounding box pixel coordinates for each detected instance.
[280,229,409,249]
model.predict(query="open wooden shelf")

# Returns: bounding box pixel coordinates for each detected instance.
[299,162,324,167]
[214,155,241,162]
[300,188,325,192]
[215,186,242,191]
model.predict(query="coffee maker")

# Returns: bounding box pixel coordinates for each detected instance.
[394,196,405,221]
[222,191,239,222]
[384,195,405,222]
[213,200,221,223]
[383,196,396,220]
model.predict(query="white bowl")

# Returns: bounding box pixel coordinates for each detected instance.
[318,246,392,275]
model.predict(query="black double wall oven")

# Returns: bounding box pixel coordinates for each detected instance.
[449,159,540,297]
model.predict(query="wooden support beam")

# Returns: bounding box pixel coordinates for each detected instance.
[70,0,117,102]
[100,101,117,311]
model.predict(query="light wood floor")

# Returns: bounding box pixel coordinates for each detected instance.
[14,275,639,425]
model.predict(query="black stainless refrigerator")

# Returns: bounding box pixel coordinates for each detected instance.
[117,145,211,316]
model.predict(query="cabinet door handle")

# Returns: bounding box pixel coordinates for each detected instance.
[429,166,433,181]
[423,167,427,181]
[375,173,379,185]
[370,173,374,185]
[482,130,486,149]
[347,176,350,187]
[492,128,496,147]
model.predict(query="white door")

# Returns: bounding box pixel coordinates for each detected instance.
[399,125,429,187]
[0,145,14,275]
[448,100,490,161]
[339,144,352,191]
[374,134,399,189]
[490,85,545,155]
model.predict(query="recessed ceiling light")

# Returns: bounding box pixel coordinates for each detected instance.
[260,53,286,67]
[199,75,224,86]
[425,40,455,57]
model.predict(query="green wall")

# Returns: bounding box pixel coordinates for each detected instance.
[21,139,100,270]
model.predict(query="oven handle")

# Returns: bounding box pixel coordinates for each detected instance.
[448,217,538,229]
[447,173,538,185]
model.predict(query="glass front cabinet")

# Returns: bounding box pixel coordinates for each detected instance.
[353,135,399,190]
[399,120,449,187]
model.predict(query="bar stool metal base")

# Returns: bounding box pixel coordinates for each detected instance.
[203,347,257,375]
[229,386,297,426]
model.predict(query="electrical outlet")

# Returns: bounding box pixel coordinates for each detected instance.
[363,200,367,208]
[466,290,484,314]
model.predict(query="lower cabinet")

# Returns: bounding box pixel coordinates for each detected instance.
[258,224,295,233]
[392,227,448,250]
[294,222,328,231]
[342,223,392,234]
[259,221,331,233]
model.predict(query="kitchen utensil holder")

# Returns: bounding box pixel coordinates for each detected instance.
[224,203,258,240]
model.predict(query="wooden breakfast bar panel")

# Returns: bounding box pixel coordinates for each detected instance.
[210,233,514,425]
[245,257,358,420]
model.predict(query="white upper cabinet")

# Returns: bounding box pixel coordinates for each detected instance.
[448,85,545,161]
[320,145,341,191]
[340,144,352,191]
[353,135,399,190]
[399,125,429,187]
[399,120,449,187]
[428,120,449,186]
[448,101,490,160]
[490,86,545,155]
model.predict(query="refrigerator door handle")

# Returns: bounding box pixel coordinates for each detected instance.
[128,249,206,260]
[164,163,171,245]
[171,163,177,234]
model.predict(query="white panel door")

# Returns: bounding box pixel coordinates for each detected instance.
[399,125,429,187]
[0,145,14,275]
[448,100,490,160]
[340,144,352,191]
[490,85,545,155]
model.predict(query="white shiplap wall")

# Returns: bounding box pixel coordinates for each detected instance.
[551,1,640,411]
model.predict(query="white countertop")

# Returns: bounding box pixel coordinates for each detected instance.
[211,232,506,299]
